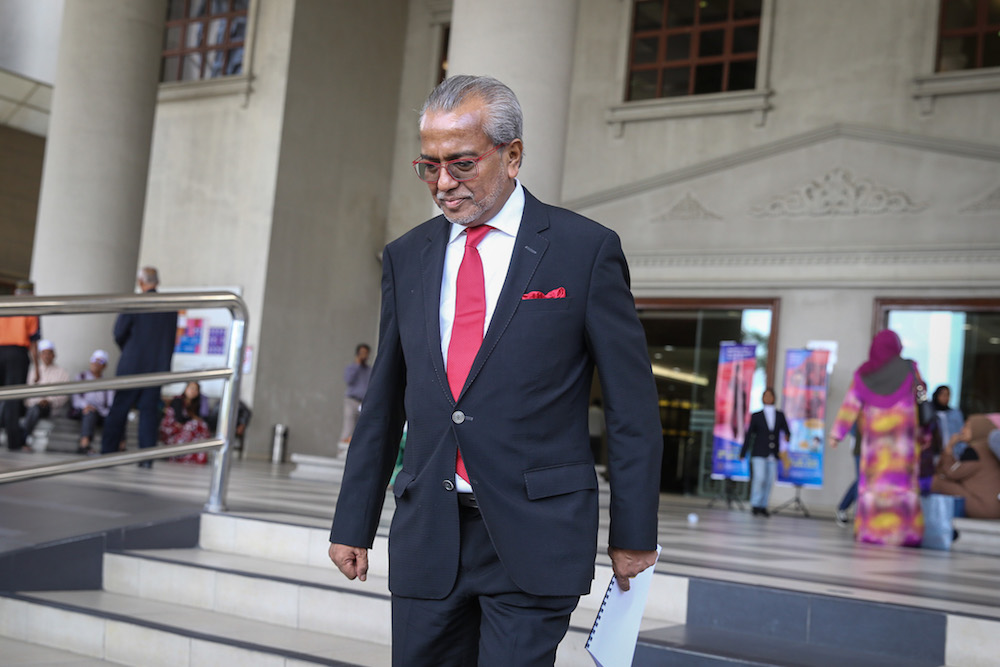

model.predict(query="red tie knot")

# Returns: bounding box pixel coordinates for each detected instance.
[465,224,492,248]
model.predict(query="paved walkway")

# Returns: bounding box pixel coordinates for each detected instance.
[1,448,998,622]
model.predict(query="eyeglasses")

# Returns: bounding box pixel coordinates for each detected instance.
[412,143,507,183]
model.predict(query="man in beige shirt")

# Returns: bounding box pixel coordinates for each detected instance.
[22,339,71,443]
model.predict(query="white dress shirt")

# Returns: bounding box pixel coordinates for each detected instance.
[763,405,776,431]
[439,181,524,491]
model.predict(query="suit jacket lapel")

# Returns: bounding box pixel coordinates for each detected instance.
[420,217,452,402]
[461,189,549,395]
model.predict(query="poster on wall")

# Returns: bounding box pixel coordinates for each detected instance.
[778,348,830,487]
[175,316,204,354]
[162,286,241,399]
[711,343,757,481]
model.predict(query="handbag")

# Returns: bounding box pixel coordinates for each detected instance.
[920,494,957,550]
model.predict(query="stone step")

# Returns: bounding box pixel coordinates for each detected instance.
[633,625,943,667]
[0,635,119,665]
[198,512,686,623]
[103,549,392,645]
[952,517,1000,556]
[101,547,671,657]
[631,577,963,667]
[0,589,390,666]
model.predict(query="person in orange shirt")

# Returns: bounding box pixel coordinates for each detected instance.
[0,281,41,451]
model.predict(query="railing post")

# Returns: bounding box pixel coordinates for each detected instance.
[205,302,247,513]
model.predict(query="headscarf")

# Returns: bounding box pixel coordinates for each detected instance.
[932,386,952,412]
[855,329,913,397]
[858,330,903,376]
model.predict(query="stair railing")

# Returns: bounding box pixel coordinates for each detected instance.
[0,291,247,512]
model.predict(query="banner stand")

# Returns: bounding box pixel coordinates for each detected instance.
[771,484,810,517]
[707,477,745,510]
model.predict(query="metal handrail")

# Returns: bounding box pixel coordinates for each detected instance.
[0,291,248,512]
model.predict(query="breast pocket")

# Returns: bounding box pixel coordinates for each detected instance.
[518,297,572,312]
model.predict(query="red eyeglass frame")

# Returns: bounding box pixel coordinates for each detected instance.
[412,143,508,183]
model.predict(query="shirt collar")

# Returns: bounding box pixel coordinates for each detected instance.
[448,180,524,244]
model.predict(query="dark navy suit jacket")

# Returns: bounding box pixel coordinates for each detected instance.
[740,409,791,459]
[113,291,178,376]
[330,189,662,599]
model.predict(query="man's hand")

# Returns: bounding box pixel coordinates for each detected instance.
[329,543,369,582]
[608,547,657,592]
[83,405,95,414]
[827,434,839,449]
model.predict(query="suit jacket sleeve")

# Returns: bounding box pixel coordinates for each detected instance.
[740,415,757,459]
[113,314,132,350]
[584,231,662,551]
[778,411,791,440]
[330,246,408,548]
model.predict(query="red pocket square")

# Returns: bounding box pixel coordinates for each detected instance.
[522,287,566,300]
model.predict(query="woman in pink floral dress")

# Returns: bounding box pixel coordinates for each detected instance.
[159,381,211,464]
[828,330,924,546]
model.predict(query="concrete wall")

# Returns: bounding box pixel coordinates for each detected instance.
[0,125,43,288]
[385,0,450,242]
[563,0,1000,202]
[139,0,297,413]
[381,0,1000,509]
[251,0,409,458]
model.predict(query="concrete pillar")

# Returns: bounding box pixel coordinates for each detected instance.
[30,0,166,372]
[447,0,579,204]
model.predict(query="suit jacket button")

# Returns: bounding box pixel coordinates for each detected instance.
[442,480,454,491]
[452,410,465,424]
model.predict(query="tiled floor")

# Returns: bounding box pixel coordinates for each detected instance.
[2,446,998,627]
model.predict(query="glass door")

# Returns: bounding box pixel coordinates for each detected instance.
[637,299,778,496]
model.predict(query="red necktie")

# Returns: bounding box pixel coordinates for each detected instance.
[447,224,492,482]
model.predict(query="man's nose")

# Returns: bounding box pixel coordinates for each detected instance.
[435,167,460,190]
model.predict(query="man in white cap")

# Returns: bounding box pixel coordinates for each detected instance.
[71,349,114,454]
[22,339,71,444]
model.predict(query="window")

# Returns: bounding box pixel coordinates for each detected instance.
[626,0,762,101]
[937,0,1000,72]
[877,299,1000,416]
[636,298,779,496]
[161,0,248,83]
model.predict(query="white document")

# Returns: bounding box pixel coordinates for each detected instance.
[585,545,661,667]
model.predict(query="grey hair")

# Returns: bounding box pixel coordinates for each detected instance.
[419,75,523,147]
[137,266,160,286]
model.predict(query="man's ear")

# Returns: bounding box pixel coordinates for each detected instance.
[505,139,523,178]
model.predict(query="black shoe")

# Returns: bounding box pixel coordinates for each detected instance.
[751,507,761,516]
[137,460,153,469]
[761,508,771,517]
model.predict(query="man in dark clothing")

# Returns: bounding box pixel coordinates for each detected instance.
[0,281,40,450]
[100,267,178,465]
[741,387,791,516]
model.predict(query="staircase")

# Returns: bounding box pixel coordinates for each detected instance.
[0,511,686,666]
[2,454,998,666]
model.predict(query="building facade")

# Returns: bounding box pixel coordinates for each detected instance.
[1,0,998,510]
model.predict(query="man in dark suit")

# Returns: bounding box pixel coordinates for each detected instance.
[740,387,791,516]
[328,76,662,666]
[100,266,178,465]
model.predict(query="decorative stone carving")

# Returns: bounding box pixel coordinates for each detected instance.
[652,192,721,222]
[960,185,1000,212]
[750,168,925,217]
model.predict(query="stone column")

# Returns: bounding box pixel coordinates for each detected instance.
[447,0,579,204]
[31,0,167,372]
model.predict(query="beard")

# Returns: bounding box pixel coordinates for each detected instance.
[435,166,508,226]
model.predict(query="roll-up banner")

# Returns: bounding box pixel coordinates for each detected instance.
[711,343,756,481]
[778,348,830,487]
